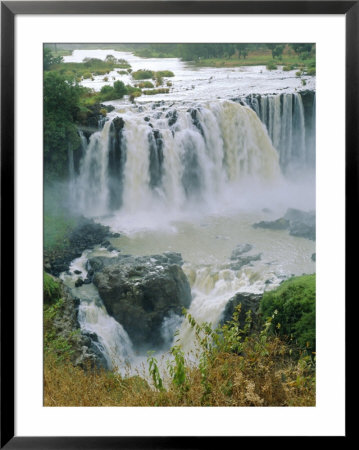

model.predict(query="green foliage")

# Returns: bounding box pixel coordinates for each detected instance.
[143,88,169,95]
[132,69,154,80]
[43,47,63,70]
[136,81,154,89]
[307,67,316,76]
[43,72,83,179]
[155,70,175,78]
[147,351,164,391]
[167,345,189,394]
[98,80,128,101]
[44,272,61,304]
[266,61,278,70]
[260,275,316,352]
[267,44,285,59]
[44,213,76,252]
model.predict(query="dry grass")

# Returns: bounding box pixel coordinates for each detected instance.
[44,336,315,407]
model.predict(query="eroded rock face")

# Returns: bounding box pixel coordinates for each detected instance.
[90,252,192,349]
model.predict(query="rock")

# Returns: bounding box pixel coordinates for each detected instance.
[92,253,191,349]
[101,240,112,248]
[230,253,261,270]
[75,278,84,288]
[49,279,107,369]
[311,253,316,262]
[253,217,289,230]
[284,208,315,240]
[253,208,316,241]
[220,292,263,330]
[230,243,253,260]
[74,270,82,275]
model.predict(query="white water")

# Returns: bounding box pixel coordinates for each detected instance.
[60,51,315,377]
[63,49,315,101]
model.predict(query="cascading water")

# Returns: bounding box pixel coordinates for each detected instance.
[63,94,315,375]
[73,100,281,217]
[244,92,316,173]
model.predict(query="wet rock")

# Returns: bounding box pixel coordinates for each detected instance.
[253,208,316,241]
[48,279,107,370]
[75,278,84,288]
[44,216,119,277]
[166,109,178,127]
[229,254,262,270]
[253,217,290,230]
[284,208,316,240]
[311,253,316,262]
[74,270,82,275]
[101,240,112,248]
[92,253,191,349]
[230,243,253,260]
[220,292,263,331]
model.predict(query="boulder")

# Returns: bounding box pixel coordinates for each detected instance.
[230,243,253,260]
[253,217,289,230]
[91,253,191,349]
[220,292,263,331]
[284,208,316,241]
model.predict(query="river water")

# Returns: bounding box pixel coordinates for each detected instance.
[60,49,316,377]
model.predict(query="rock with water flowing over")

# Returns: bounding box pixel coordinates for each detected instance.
[90,252,192,349]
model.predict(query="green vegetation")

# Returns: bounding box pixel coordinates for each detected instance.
[260,274,316,352]
[44,276,315,406]
[143,88,169,95]
[132,69,154,80]
[132,69,175,80]
[43,272,61,304]
[266,61,278,71]
[136,81,154,89]
[43,71,83,179]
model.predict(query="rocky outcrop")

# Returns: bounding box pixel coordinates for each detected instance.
[90,252,192,349]
[253,208,316,241]
[48,281,107,369]
[284,208,316,240]
[44,216,117,276]
[220,292,263,331]
[229,243,261,270]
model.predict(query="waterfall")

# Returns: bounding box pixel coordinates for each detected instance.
[72,100,281,217]
[244,91,316,173]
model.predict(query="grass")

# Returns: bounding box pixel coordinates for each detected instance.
[44,214,76,253]
[191,49,315,73]
[44,288,316,407]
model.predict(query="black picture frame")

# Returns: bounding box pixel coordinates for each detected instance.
[1,1,354,447]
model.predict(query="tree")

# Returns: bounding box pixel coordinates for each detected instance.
[43,47,63,71]
[266,44,285,60]
[44,72,82,178]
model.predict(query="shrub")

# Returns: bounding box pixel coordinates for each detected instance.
[296,71,302,77]
[143,88,169,95]
[266,61,277,70]
[136,81,154,89]
[307,67,316,76]
[83,72,92,79]
[156,70,175,77]
[117,70,128,75]
[260,274,316,352]
[44,272,61,304]
[132,69,154,80]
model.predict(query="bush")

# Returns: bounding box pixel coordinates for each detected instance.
[260,274,315,352]
[132,69,154,80]
[136,81,154,89]
[156,70,175,77]
[266,61,277,70]
[44,272,61,304]
[296,71,302,77]
[143,88,169,95]
[307,67,316,76]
